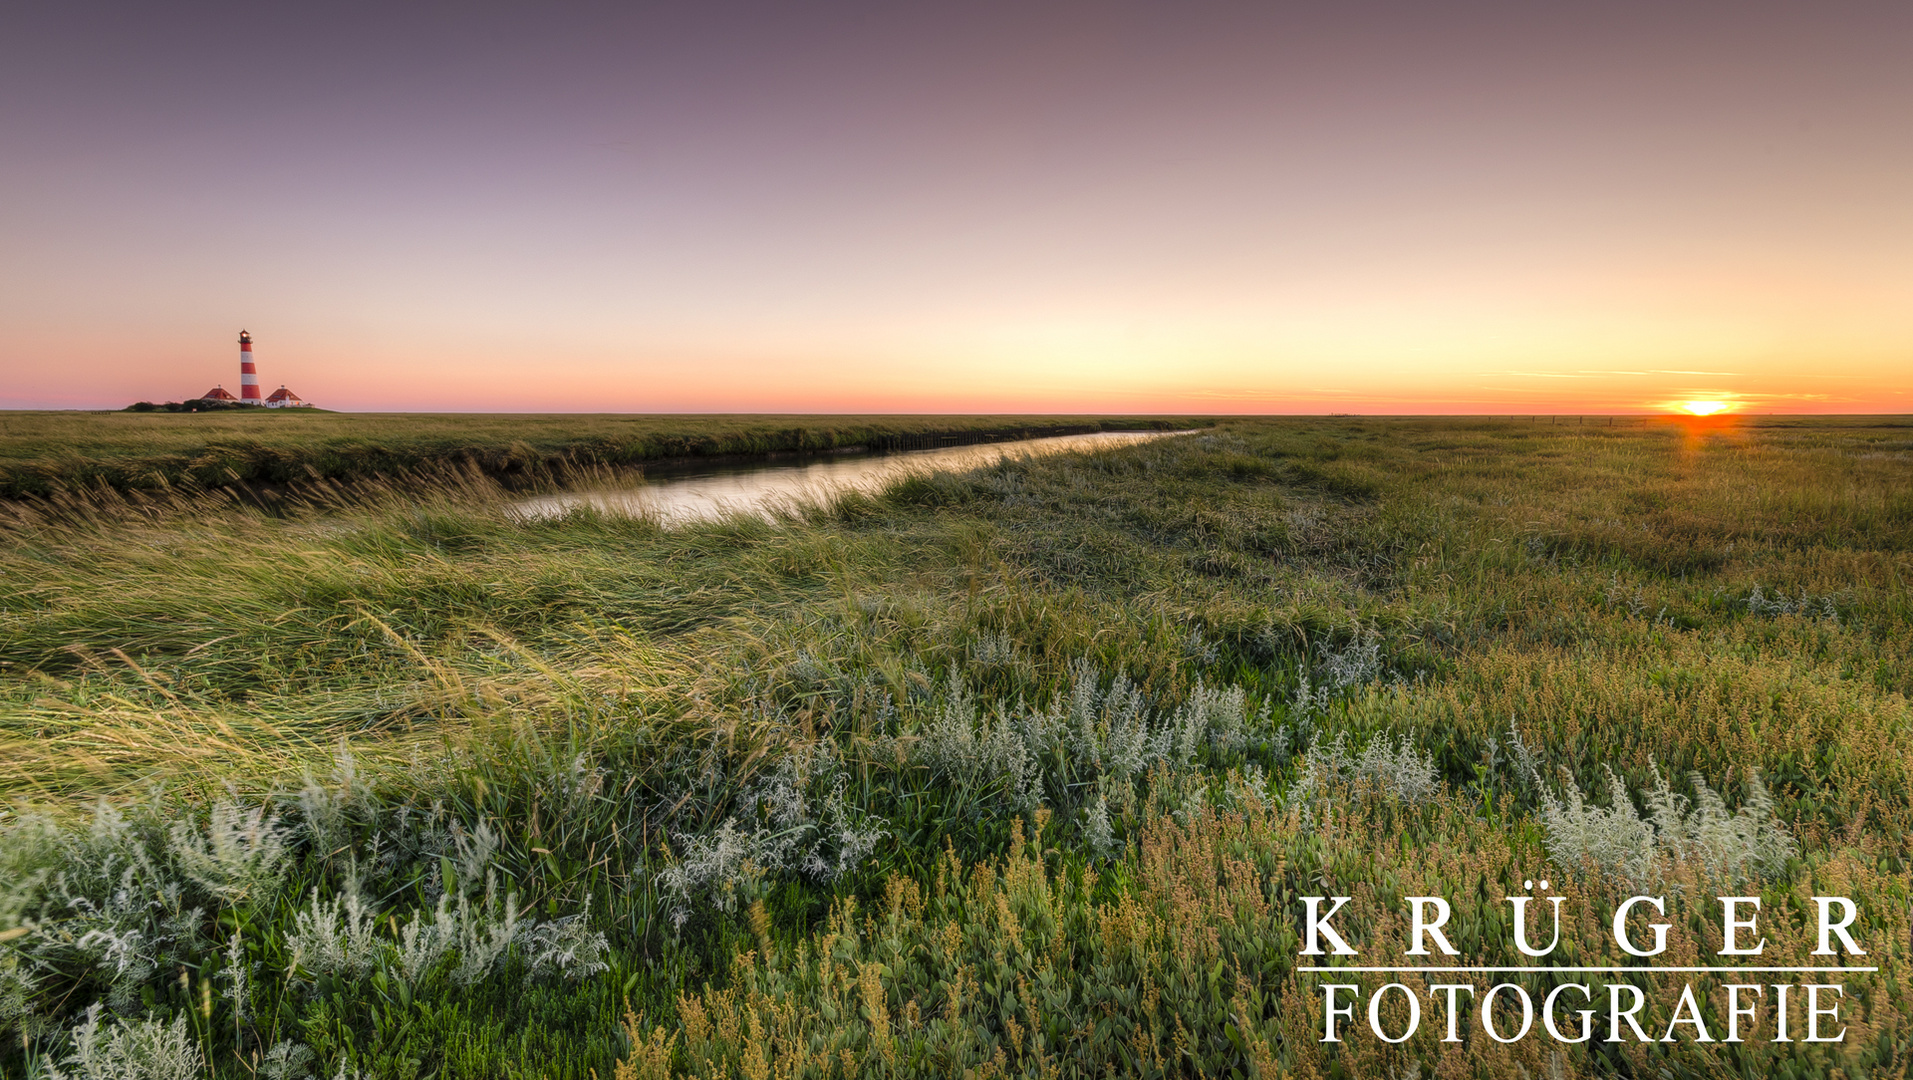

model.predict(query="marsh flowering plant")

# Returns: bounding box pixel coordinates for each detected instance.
[0,756,613,1069]
[657,740,887,930]
[915,661,1264,803]
[1288,729,1440,812]
[1511,719,1797,889]
[36,1006,202,1080]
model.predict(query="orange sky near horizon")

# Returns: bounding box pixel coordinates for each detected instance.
[2,3,1909,414]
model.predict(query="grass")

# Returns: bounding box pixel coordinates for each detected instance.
[0,413,1203,498]
[0,415,1909,1077]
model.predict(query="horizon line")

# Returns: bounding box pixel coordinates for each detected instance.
[8,407,1913,417]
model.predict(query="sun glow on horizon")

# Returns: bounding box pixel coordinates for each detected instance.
[1681,400,1733,416]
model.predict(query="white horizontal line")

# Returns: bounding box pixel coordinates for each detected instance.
[1298,967,1877,974]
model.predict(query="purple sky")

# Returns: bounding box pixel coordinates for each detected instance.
[3,1,1909,412]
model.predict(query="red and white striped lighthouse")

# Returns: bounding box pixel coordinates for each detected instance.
[238,330,262,404]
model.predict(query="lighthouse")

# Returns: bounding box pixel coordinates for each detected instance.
[238,330,262,404]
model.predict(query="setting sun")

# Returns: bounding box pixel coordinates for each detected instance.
[1682,400,1732,416]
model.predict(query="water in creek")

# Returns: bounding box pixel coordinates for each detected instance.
[511,430,1187,525]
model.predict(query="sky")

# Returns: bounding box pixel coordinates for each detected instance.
[2,1,1909,413]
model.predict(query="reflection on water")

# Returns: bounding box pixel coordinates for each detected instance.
[512,430,1188,525]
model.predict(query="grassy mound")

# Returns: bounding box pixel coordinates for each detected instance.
[0,413,1203,498]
